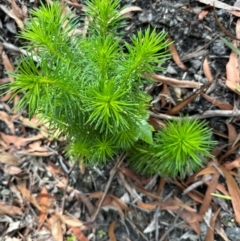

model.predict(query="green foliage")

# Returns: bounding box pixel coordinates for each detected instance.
[2,0,170,165]
[129,118,216,178]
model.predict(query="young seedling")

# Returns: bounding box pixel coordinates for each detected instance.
[2,0,216,178]
[2,0,170,164]
[130,118,216,178]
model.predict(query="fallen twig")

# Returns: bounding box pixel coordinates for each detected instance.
[87,152,126,223]
[149,110,240,120]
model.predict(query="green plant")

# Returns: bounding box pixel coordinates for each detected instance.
[2,0,170,164]
[129,118,216,178]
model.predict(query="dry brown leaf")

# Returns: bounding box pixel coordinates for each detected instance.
[19,116,43,128]
[195,167,218,178]
[117,167,145,185]
[9,0,25,19]
[201,93,233,110]
[48,214,63,241]
[70,227,89,241]
[16,184,42,211]
[0,201,23,216]
[203,58,214,82]
[95,195,112,207]
[0,5,24,29]
[220,167,240,224]
[110,195,128,210]
[110,200,125,218]
[47,161,66,176]
[148,116,165,131]
[204,180,230,196]
[178,209,201,235]
[173,197,197,213]
[108,221,117,241]
[225,40,240,94]
[199,173,219,216]
[119,6,142,16]
[130,182,161,200]
[37,187,52,230]
[205,208,221,241]
[0,132,44,149]
[226,123,238,147]
[0,111,16,134]
[224,157,240,170]
[55,212,84,227]
[175,181,205,205]
[1,51,14,74]
[136,201,158,210]
[198,0,240,10]
[3,165,22,175]
[0,151,20,165]
[168,37,187,71]
[198,9,209,20]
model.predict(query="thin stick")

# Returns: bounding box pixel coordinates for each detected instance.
[88,152,126,223]
[149,110,240,120]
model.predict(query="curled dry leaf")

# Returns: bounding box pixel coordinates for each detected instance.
[168,36,187,71]
[203,58,214,82]
[0,201,23,216]
[225,40,240,94]
[226,123,238,146]
[220,167,240,224]
[119,6,142,16]
[108,221,117,241]
[136,201,158,210]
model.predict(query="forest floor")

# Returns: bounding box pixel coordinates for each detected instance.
[1,0,240,240]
